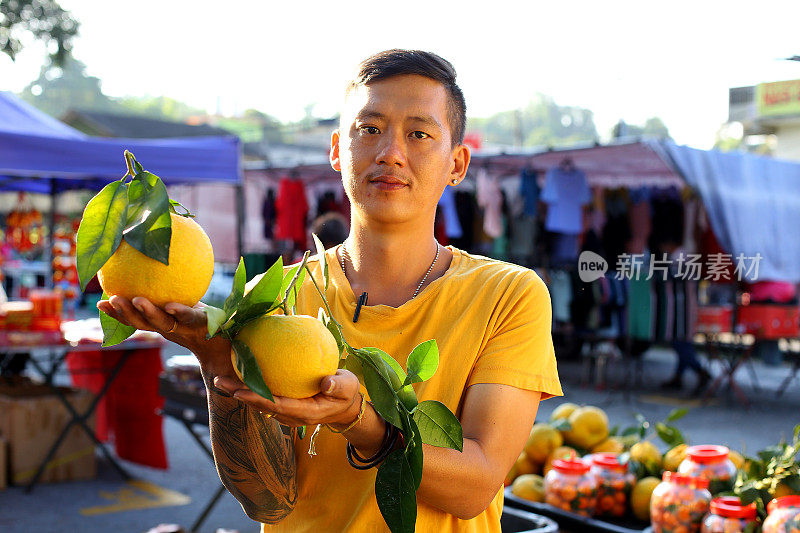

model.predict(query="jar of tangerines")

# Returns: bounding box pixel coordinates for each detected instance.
[701,496,760,533]
[650,471,711,533]
[544,456,598,517]
[590,453,635,518]
[679,445,737,494]
[763,495,800,533]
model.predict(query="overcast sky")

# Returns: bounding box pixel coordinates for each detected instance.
[3,0,800,149]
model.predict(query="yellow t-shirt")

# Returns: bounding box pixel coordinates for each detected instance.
[261,246,562,533]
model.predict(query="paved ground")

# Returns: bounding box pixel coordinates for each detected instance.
[2,332,799,533]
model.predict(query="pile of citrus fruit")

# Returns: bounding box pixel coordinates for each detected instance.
[506,402,759,524]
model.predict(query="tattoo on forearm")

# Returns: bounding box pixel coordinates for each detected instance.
[204,373,297,523]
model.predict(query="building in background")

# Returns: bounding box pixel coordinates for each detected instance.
[729,79,800,160]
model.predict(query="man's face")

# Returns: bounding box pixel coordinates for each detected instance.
[330,74,469,226]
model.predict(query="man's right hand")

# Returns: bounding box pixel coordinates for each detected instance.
[97,295,234,376]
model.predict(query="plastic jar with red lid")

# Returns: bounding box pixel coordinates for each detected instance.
[763,495,800,533]
[701,496,760,533]
[678,445,738,494]
[544,456,598,516]
[651,471,712,533]
[590,453,634,518]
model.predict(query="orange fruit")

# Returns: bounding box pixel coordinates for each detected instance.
[525,423,564,463]
[98,213,214,307]
[564,406,609,450]
[232,314,339,399]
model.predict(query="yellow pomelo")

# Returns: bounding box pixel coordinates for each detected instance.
[631,476,660,521]
[511,474,545,502]
[98,213,214,307]
[550,402,579,422]
[514,451,539,477]
[564,406,609,450]
[543,446,577,476]
[630,440,663,473]
[663,444,688,472]
[525,423,564,463]
[591,436,625,455]
[232,314,340,399]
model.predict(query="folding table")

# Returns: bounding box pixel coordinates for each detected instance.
[0,332,163,492]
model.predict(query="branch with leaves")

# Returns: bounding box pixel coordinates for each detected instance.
[725,424,800,519]
[203,235,464,533]
[75,150,194,346]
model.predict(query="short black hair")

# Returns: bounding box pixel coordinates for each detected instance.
[346,49,467,146]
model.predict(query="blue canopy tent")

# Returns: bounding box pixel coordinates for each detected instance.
[0,91,243,286]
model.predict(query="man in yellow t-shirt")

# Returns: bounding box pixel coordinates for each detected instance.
[100,49,562,532]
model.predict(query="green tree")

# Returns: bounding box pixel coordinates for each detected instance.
[20,56,121,118]
[116,95,205,121]
[611,117,671,139]
[1,0,79,66]
[467,94,598,148]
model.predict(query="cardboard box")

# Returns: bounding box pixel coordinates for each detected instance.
[0,380,96,485]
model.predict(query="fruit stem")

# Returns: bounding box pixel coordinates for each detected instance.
[123,150,136,179]
[303,263,353,352]
[280,251,310,314]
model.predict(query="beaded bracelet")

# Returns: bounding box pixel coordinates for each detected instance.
[326,393,366,434]
[346,421,400,470]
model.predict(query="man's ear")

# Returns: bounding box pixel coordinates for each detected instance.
[330,129,341,172]
[449,143,471,183]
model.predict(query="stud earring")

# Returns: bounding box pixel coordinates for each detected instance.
[451,179,458,185]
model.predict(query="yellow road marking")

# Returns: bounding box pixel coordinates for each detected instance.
[638,394,717,408]
[80,479,191,515]
[15,446,95,482]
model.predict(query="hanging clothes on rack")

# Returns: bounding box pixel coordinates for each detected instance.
[541,159,591,265]
[274,174,309,250]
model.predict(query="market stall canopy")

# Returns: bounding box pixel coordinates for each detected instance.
[474,140,685,188]
[656,141,800,283]
[0,91,240,192]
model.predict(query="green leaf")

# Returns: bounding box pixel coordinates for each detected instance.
[223,258,247,313]
[344,353,366,383]
[412,400,463,452]
[655,422,685,448]
[204,305,228,338]
[281,263,306,311]
[127,151,144,175]
[76,180,129,290]
[312,233,329,292]
[234,258,284,326]
[375,450,417,533]
[665,408,688,423]
[232,339,273,402]
[99,290,136,346]
[363,347,417,410]
[124,170,172,264]
[401,414,424,491]
[404,340,438,386]
[357,353,403,428]
[168,199,194,217]
[320,309,345,358]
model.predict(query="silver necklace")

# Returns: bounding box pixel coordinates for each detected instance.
[340,242,440,299]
